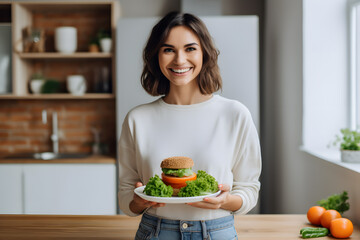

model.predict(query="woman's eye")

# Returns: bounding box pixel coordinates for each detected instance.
[186,47,196,52]
[163,48,174,53]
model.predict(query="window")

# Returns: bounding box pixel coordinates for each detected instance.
[350,0,360,129]
[302,0,360,173]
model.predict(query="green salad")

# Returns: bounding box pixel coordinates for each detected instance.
[178,170,218,197]
[144,170,218,197]
[143,174,173,197]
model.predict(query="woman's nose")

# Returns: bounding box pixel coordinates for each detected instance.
[174,51,186,65]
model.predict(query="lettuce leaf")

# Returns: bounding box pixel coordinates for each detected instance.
[143,174,173,197]
[178,170,218,197]
[162,168,194,177]
[317,191,350,214]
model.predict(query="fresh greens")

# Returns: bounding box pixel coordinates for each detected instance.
[317,191,350,214]
[333,128,360,150]
[162,168,194,177]
[178,170,218,197]
[143,175,173,197]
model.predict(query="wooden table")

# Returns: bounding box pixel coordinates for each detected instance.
[0,214,359,239]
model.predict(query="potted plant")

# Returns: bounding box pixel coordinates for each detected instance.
[333,128,360,163]
[97,29,112,53]
[88,37,99,53]
[29,73,45,94]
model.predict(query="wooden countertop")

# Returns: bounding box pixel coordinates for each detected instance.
[0,214,359,239]
[0,155,116,164]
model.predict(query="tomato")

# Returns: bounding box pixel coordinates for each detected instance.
[330,218,353,238]
[320,210,341,228]
[161,173,197,188]
[307,206,326,225]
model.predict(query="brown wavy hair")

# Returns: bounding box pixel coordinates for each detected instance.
[141,12,222,96]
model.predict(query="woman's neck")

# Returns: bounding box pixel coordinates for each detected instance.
[163,82,212,105]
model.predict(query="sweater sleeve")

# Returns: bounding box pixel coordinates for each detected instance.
[118,115,141,217]
[230,108,262,215]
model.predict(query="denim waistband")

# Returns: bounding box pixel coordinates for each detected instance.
[141,212,234,233]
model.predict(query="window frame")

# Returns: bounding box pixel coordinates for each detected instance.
[349,0,360,129]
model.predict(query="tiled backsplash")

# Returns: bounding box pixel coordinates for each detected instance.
[0,100,116,155]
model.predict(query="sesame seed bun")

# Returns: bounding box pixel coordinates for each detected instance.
[160,156,194,169]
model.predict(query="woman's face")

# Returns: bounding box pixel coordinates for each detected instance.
[158,26,203,88]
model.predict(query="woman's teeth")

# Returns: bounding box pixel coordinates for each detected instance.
[170,68,191,73]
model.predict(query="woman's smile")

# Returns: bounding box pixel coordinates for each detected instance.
[169,67,192,75]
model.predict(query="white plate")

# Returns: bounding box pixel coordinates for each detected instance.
[134,186,221,204]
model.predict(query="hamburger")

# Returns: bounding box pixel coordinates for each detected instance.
[160,156,197,196]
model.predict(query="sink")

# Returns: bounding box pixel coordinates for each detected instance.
[4,152,91,160]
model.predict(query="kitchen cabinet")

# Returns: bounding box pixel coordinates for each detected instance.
[0,163,116,215]
[0,1,120,99]
[0,165,23,214]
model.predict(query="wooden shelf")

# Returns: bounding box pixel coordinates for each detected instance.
[18,52,113,59]
[0,93,115,100]
[9,1,120,97]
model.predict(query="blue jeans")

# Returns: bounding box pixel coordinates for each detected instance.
[135,213,238,240]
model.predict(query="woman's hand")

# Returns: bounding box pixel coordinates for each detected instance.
[186,184,243,212]
[129,182,166,214]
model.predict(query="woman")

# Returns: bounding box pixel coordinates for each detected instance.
[118,12,261,240]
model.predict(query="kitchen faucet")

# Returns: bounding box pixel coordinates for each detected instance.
[42,110,59,154]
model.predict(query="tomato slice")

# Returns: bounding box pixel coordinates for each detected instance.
[161,173,197,188]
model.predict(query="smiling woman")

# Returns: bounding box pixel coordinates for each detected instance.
[118,11,261,240]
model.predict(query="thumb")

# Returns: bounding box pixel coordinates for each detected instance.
[135,182,143,188]
[219,183,230,192]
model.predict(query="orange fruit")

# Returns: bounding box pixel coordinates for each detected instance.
[320,209,341,228]
[330,218,353,238]
[307,206,326,225]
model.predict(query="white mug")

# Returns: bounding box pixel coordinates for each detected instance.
[67,75,86,95]
[100,38,112,53]
[55,27,77,53]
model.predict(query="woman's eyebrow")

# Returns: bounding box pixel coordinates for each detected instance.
[162,43,174,48]
[184,43,199,47]
[161,43,199,48]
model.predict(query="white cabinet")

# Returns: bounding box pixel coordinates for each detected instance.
[0,164,116,215]
[0,165,23,213]
[23,164,116,215]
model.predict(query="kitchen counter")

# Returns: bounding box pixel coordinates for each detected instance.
[0,214,359,239]
[0,155,116,164]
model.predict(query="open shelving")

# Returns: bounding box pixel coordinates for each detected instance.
[0,1,120,99]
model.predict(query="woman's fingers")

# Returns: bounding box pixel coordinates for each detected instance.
[135,182,143,188]
[186,183,230,209]
[219,184,230,192]
[133,183,165,208]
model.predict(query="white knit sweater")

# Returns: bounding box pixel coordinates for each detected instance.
[118,95,261,220]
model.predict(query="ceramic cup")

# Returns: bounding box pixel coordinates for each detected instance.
[30,79,44,94]
[66,75,86,95]
[100,38,112,53]
[55,27,77,53]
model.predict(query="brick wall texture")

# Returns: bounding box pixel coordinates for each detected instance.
[0,100,116,155]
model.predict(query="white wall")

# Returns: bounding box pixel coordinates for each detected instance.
[264,0,360,225]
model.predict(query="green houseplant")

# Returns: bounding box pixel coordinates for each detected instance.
[333,128,360,163]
